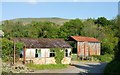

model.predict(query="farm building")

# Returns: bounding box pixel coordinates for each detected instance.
[13,38,72,64]
[68,36,101,58]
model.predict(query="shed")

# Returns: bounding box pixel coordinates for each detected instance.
[68,36,101,57]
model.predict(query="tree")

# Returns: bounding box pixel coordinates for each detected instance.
[114,16,120,60]
[95,17,110,26]
[1,38,24,62]
[59,19,83,39]
[39,22,59,38]
[81,19,99,38]
[81,18,118,55]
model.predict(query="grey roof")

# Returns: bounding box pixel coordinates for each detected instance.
[13,38,72,48]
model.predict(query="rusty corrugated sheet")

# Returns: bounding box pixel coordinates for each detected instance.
[70,36,100,42]
[78,42,100,56]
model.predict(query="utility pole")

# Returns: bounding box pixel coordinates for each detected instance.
[23,45,26,64]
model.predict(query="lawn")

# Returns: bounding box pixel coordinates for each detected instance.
[26,64,69,70]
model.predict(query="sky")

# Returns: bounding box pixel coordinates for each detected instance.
[1,1,119,21]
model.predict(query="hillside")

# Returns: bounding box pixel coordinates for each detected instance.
[2,17,70,25]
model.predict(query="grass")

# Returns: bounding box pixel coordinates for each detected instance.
[72,53,114,62]
[71,54,78,61]
[26,64,69,70]
[104,60,120,75]
[92,54,114,62]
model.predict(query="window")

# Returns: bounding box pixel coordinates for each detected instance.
[20,50,23,58]
[65,49,71,57]
[35,49,38,58]
[20,54,22,58]
[50,50,55,57]
[69,51,71,56]
[35,49,41,58]
[65,49,68,57]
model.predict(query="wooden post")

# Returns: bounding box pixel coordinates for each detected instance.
[84,42,86,58]
[77,42,79,59]
[23,46,26,64]
[13,41,15,65]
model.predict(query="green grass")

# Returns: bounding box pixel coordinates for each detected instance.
[71,53,113,62]
[104,60,120,75]
[92,54,114,62]
[71,54,78,61]
[26,64,69,70]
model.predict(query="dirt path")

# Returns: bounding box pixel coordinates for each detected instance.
[32,62,107,74]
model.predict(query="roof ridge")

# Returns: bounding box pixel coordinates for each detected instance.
[70,36,100,42]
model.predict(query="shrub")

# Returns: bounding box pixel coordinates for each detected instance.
[71,54,78,61]
[54,48,64,64]
[104,60,120,75]
[1,38,24,62]
[92,54,114,62]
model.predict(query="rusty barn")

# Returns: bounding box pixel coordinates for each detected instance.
[68,36,101,58]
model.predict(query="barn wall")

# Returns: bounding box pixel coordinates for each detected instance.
[77,42,101,57]
[89,42,101,55]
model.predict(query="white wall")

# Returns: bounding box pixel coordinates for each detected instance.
[65,48,71,57]
[26,48,35,58]
[41,48,50,57]
[25,48,72,58]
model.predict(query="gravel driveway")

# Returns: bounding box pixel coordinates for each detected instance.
[32,61,107,74]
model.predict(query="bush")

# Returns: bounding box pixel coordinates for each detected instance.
[1,38,24,62]
[92,54,114,62]
[54,48,64,64]
[104,60,120,75]
[71,54,78,61]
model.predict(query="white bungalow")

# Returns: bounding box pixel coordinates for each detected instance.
[13,38,72,64]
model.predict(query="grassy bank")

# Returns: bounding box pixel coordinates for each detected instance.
[26,64,69,70]
[104,60,120,75]
[72,53,113,62]
[92,54,114,62]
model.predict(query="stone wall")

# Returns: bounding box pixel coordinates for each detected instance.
[61,57,71,64]
[33,57,56,64]
[19,57,71,64]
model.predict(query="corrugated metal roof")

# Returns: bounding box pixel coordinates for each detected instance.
[70,36,100,42]
[12,38,72,48]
